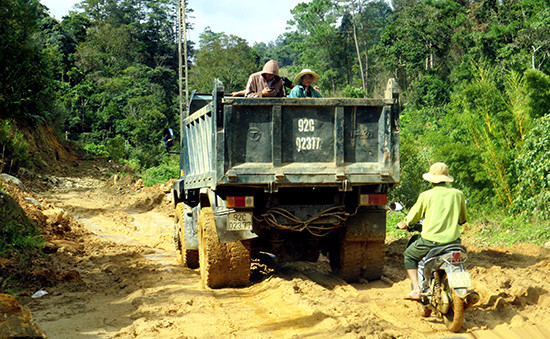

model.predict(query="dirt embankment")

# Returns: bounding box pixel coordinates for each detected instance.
[0,162,542,338]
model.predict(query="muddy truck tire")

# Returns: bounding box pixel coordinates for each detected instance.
[329,237,364,282]
[198,207,251,288]
[175,203,199,268]
[361,240,385,281]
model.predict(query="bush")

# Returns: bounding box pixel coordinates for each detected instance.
[0,120,30,174]
[342,85,365,98]
[141,156,179,186]
[0,191,43,257]
[83,142,109,158]
[512,116,550,221]
[106,135,126,160]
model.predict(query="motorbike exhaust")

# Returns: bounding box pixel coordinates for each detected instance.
[464,291,480,309]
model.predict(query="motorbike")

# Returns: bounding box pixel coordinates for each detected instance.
[390,202,479,332]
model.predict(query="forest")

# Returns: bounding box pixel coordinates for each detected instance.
[1,0,549,244]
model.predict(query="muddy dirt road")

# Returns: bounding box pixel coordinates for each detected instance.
[25,174,550,338]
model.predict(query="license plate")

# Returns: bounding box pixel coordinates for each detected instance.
[447,271,472,288]
[227,212,253,231]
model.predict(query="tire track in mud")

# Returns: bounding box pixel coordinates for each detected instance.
[29,176,550,338]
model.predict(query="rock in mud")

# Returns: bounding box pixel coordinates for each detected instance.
[0,294,46,338]
[42,208,68,225]
[0,174,26,191]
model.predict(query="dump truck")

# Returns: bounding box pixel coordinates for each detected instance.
[172,79,400,288]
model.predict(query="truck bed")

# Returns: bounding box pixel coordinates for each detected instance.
[181,88,400,191]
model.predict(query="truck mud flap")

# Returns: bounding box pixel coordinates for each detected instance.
[184,205,200,250]
[213,206,258,244]
[345,209,386,242]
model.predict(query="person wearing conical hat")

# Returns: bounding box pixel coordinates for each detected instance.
[396,162,467,300]
[288,69,323,98]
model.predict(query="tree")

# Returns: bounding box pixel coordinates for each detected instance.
[517,8,550,71]
[450,62,531,207]
[76,22,138,75]
[0,0,54,121]
[513,115,550,221]
[189,28,258,93]
[377,0,467,91]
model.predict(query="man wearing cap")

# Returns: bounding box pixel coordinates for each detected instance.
[397,162,467,300]
[288,69,323,98]
[245,60,285,98]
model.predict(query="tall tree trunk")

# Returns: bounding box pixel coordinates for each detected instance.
[350,1,367,96]
[364,41,369,95]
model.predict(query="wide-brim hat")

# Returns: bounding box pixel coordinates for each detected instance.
[422,162,454,183]
[294,69,320,84]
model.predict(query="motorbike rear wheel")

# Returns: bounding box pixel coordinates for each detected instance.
[441,273,465,332]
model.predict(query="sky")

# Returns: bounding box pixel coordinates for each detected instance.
[40,0,310,46]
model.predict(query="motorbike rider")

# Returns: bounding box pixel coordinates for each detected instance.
[397,162,467,300]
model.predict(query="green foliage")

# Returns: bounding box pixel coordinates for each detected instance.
[141,156,179,187]
[388,126,432,207]
[524,68,550,119]
[385,210,409,241]
[408,74,450,108]
[342,85,366,98]
[377,0,467,90]
[0,120,30,174]
[450,62,530,208]
[469,214,550,246]
[0,191,44,257]
[106,135,126,160]
[190,28,259,93]
[77,23,137,74]
[512,116,550,221]
[0,0,55,122]
[83,143,109,159]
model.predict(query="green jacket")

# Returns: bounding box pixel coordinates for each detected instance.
[405,184,467,243]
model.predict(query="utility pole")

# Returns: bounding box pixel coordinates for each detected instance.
[348,0,367,97]
[177,0,189,119]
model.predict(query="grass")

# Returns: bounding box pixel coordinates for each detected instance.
[465,215,550,246]
[0,209,44,257]
[385,209,550,246]
[0,189,46,295]
[141,158,179,187]
[386,210,411,241]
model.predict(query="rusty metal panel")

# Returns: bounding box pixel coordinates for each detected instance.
[345,209,386,241]
[182,86,400,189]
[343,105,383,163]
[281,105,335,163]
[226,105,273,165]
[183,101,217,189]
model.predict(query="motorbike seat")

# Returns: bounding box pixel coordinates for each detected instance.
[420,244,467,279]
[424,243,467,260]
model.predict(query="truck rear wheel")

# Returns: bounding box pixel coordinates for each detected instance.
[329,236,364,282]
[175,203,199,268]
[361,240,385,281]
[198,207,251,288]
